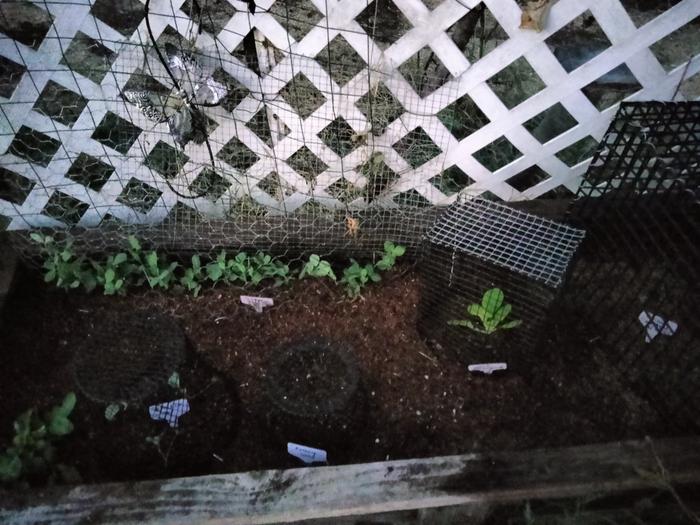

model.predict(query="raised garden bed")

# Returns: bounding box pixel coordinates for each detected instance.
[0,260,681,486]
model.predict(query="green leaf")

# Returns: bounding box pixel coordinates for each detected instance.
[500,319,522,330]
[145,252,158,270]
[309,254,320,265]
[57,393,76,417]
[0,453,22,482]
[168,372,180,389]
[113,253,127,265]
[29,232,44,244]
[128,236,141,251]
[45,269,56,282]
[104,403,121,421]
[207,264,223,281]
[491,303,512,327]
[482,288,504,314]
[48,417,73,436]
[104,268,115,283]
[383,241,394,253]
[392,245,406,256]
[467,303,486,320]
[447,319,470,327]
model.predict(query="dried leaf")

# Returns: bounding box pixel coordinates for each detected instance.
[520,0,555,32]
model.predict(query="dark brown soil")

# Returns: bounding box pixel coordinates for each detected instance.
[0,264,676,486]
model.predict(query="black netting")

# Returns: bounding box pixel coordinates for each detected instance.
[73,311,186,404]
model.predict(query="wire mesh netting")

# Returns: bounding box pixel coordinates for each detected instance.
[419,198,585,370]
[73,310,186,404]
[564,101,700,430]
[2,0,699,260]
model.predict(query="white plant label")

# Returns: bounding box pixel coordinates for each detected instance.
[287,442,327,464]
[468,363,507,375]
[639,311,678,343]
[149,399,190,428]
[240,295,274,313]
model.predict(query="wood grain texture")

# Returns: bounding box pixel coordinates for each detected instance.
[1,437,699,525]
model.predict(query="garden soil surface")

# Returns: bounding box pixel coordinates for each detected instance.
[0,264,677,486]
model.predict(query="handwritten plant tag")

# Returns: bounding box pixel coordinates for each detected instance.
[639,311,678,343]
[468,363,507,375]
[240,295,274,313]
[287,442,327,464]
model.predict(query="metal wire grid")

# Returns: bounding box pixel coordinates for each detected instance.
[427,198,585,288]
[566,101,700,431]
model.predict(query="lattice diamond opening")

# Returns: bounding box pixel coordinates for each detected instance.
[217,137,259,171]
[287,146,328,183]
[0,167,34,205]
[258,172,293,200]
[315,35,365,86]
[116,178,163,214]
[649,15,700,71]
[506,165,549,193]
[318,117,364,157]
[448,3,508,63]
[179,0,235,36]
[546,11,612,73]
[66,153,115,192]
[247,108,290,147]
[556,136,599,167]
[327,177,362,203]
[280,73,326,120]
[438,93,489,141]
[487,56,546,110]
[32,80,88,127]
[90,0,145,37]
[393,127,441,168]
[394,189,431,207]
[189,168,231,201]
[473,136,522,172]
[59,31,117,84]
[356,83,405,136]
[42,191,89,225]
[430,165,474,196]
[359,153,397,203]
[0,1,53,50]
[355,0,412,51]
[621,0,682,27]
[211,68,250,112]
[8,126,61,167]
[524,103,577,144]
[91,112,142,155]
[144,141,190,180]
[582,64,642,111]
[269,0,323,42]
[398,47,451,97]
[0,55,26,98]
[123,68,171,94]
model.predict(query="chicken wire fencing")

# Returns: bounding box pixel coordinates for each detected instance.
[563,101,700,431]
[1,0,700,259]
[418,198,585,371]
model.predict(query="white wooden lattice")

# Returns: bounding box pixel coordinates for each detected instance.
[1,0,699,230]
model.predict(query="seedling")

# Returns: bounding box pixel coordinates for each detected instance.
[340,260,381,298]
[127,236,178,289]
[300,254,336,281]
[448,288,522,335]
[180,254,204,296]
[92,252,132,295]
[30,233,95,291]
[0,393,77,484]
[376,241,406,271]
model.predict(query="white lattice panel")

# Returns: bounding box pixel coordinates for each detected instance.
[0,0,699,229]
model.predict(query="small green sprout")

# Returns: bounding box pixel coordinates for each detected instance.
[448,288,522,335]
[340,260,381,298]
[300,254,336,281]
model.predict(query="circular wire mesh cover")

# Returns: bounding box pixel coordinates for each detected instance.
[73,311,186,404]
[265,338,360,418]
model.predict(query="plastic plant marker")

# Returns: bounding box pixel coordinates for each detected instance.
[287,442,327,464]
[240,295,274,313]
[148,399,190,428]
[638,311,678,343]
[468,363,508,374]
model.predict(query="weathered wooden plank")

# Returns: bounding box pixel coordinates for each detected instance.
[1,437,698,525]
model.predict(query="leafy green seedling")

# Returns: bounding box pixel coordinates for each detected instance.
[249,251,291,286]
[127,236,178,289]
[0,393,77,484]
[92,252,131,295]
[300,254,336,281]
[376,241,406,271]
[180,255,204,296]
[340,260,381,298]
[30,233,95,291]
[448,288,522,335]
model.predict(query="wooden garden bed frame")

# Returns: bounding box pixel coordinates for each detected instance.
[1,437,699,524]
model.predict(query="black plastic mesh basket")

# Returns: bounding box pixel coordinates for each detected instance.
[565,101,700,431]
[418,198,585,370]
